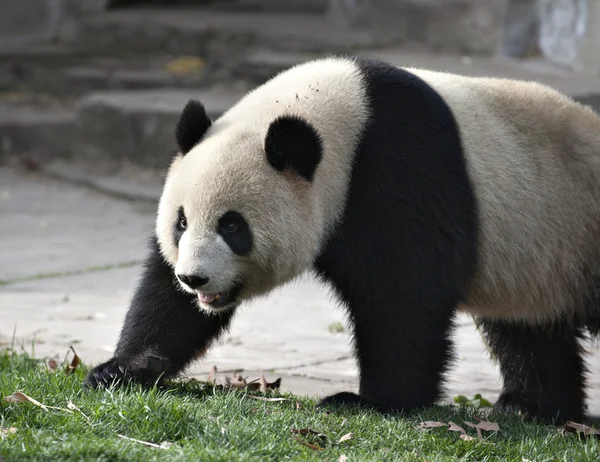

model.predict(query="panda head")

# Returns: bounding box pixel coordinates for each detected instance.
[156,99,326,313]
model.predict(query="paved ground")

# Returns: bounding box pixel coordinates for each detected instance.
[1,165,599,417]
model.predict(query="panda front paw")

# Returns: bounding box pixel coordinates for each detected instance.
[84,358,131,389]
[85,355,171,390]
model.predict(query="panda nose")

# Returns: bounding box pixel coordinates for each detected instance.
[177,274,209,290]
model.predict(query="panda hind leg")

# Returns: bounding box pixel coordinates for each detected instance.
[478,318,587,424]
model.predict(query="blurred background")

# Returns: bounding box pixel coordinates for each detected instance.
[0,0,599,414]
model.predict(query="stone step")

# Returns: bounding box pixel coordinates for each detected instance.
[0,97,76,162]
[68,9,378,57]
[74,83,250,170]
[0,46,215,96]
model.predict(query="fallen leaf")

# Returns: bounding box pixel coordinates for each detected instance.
[448,422,466,434]
[460,433,476,441]
[207,365,217,384]
[259,374,282,392]
[66,346,81,374]
[293,435,324,451]
[117,434,173,449]
[47,359,58,372]
[464,421,482,440]
[337,432,353,444]
[166,56,205,76]
[5,392,48,411]
[296,401,302,410]
[338,455,348,462]
[225,373,247,389]
[564,421,600,438]
[247,395,288,402]
[474,421,500,432]
[417,421,448,430]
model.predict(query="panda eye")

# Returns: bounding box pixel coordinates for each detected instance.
[177,207,187,231]
[222,221,238,233]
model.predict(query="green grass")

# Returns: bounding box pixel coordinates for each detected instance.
[1,350,599,461]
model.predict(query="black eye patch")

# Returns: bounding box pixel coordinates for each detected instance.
[173,206,186,246]
[217,211,253,256]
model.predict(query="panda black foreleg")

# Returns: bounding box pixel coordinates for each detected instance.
[85,236,235,389]
[478,318,586,423]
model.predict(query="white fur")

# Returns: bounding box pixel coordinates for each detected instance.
[156,57,369,311]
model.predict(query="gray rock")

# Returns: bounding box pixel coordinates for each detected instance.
[0,102,75,161]
[74,86,246,169]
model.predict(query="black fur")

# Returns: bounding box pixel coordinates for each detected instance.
[85,236,234,389]
[313,57,479,414]
[217,211,253,256]
[264,115,323,181]
[478,318,587,423]
[176,99,212,154]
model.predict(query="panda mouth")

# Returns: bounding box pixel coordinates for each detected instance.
[196,283,243,309]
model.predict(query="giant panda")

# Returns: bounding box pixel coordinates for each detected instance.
[86,55,600,424]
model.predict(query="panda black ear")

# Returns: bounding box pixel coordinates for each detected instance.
[176,99,212,155]
[264,115,323,181]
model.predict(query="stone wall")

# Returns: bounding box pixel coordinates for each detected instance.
[328,0,510,54]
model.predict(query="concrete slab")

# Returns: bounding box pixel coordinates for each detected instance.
[0,166,155,283]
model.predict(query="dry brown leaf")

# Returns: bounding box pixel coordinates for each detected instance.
[47,359,58,372]
[475,421,500,432]
[460,433,476,441]
[337,432,353,444]
[247,395,287,402]
[564,421,600,438]
[0,427,17,436]
[66,346,81,374]
[117,434,173,449]
[207,365,217,384]
[292,435,324,451]
[417,421,448,430]
[166,56,205,76]
[338,455,348,462]
[464,421,482,440]
[448,422,466,434]
[5,392,48,411]
[225,373,248,389]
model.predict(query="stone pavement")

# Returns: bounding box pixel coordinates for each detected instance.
[1,164,599,416]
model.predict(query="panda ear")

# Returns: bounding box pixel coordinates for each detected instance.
[176,99,212,155]
[264,115,323,181]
